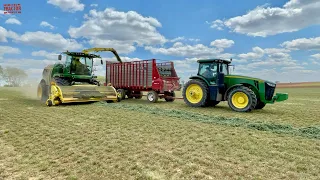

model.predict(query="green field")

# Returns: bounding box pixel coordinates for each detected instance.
[0,87,320,179]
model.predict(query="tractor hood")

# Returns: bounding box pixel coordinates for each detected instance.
[225,74,276,86]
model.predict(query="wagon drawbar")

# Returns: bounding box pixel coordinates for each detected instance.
[104,59,181,103]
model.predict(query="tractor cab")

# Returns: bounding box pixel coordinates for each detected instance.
[197,59,231,85]
[58,52,102,76]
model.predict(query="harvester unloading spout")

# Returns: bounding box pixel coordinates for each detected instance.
[37,49,121,106]
[82,47,123,63]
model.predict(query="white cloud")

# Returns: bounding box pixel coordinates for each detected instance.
[47,0,85,12]
[31,50,59,60]
[281,37,320,50]
[263,48,291,54]
[169,37,200,43]
[281,66,304,71]
[238,47,265,59]
[13,31,83,51]
[189,38,200,42]
[40,21,55,29]
[0,26,19,42]
[88,39,136,54]
[210,39,235,49]
[5,18,21,25]
[145,38,235,59]
[90,4,98,7]
[0,46,20,59]
[145,42,234,58]
[170,37,185,42]
[68,8,166,54]
[209,20,224,30]
[209,0,320,37]
[310,53,320,59]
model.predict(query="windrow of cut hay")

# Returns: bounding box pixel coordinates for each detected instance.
[98,102,320,140]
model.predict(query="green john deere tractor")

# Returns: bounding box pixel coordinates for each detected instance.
[182,59,288,112]
[37,50,121,106]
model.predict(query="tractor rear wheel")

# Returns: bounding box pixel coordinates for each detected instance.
[182,79,208,107]
[227,86,257,112]
[255,100,266,109]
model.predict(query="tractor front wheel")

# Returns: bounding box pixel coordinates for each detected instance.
[227,86,257,112]
[182,79,208,107]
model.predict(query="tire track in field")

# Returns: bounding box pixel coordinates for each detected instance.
[97,102,320,140]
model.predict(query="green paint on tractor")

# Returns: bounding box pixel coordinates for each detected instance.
[182,58,288,112]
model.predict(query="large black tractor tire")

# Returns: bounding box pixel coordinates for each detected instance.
[227,86,257,112]
[38,81,48,103]
[255,100,266,109]
[165,91,175,102]
[117,89,126,100]
[182,79,209,107]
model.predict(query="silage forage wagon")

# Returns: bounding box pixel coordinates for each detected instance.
[104,59,181,103]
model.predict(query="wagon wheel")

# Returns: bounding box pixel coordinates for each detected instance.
[165,91,175,102]
[135,91,143,99]
[147,91,158,103]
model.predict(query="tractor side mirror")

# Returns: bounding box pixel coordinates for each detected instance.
[58,54,62,60]
[101,59,103,65]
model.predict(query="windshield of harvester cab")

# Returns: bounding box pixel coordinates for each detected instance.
[67,55,93,75]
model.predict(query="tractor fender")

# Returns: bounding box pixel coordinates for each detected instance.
[224,84,243,100]
[189,75,210,85]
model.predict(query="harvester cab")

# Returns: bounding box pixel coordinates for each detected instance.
[182,58,289,112]
[37,50,120,106]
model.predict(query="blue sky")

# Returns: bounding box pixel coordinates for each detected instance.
[1,0,320,84]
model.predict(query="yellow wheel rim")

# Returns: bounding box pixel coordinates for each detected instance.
[186,84,203,103]
[231,92,249,109]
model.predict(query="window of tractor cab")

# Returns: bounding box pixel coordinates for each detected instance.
[198,62,218,78]
[220,63,229,75]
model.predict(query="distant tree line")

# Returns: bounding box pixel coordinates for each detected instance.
[0,65,28,87]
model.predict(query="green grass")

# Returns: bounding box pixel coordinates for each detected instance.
[126,87,320,128]
[0,87,320,179]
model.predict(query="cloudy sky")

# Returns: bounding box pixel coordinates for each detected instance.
[1,0,320,83]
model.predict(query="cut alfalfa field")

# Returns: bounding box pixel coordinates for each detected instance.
[0,87,319,179]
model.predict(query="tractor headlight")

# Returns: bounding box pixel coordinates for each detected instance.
[266,82,276,87]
